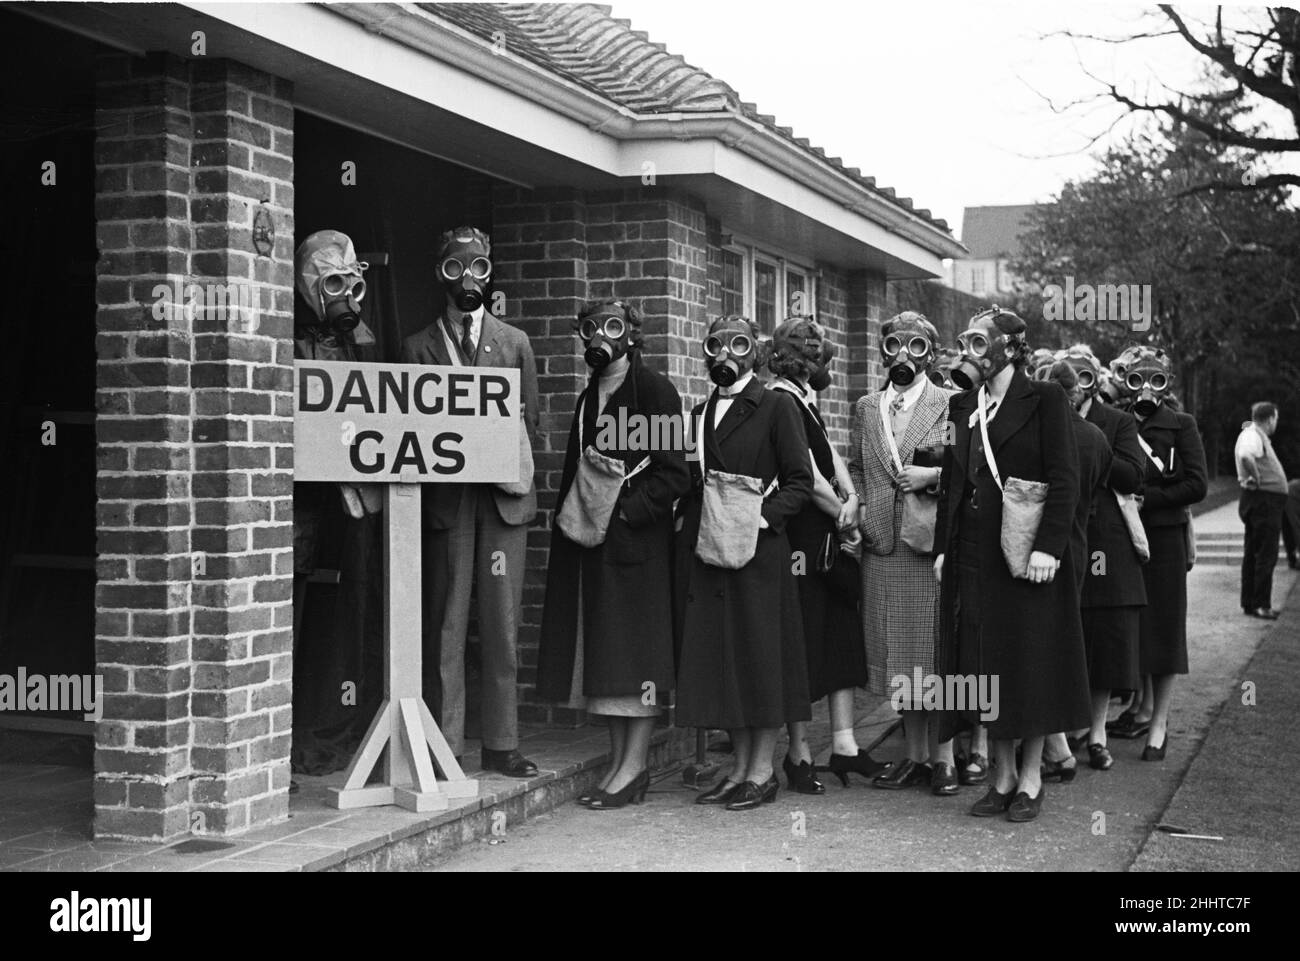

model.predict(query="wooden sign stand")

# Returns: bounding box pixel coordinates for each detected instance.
[328,482,478,812]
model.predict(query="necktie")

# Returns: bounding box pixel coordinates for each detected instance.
[461,315,475,361]
[890,395,905,416]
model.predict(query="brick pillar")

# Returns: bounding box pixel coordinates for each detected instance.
[92,52,295,841]
[187,60,296,835]
[846,269,888,405]
[489,186,588,725]
[815,266,852,452]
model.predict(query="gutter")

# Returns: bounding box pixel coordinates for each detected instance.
[336,2,968,261]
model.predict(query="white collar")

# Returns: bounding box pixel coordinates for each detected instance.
[776,376,814,404]
[717,371,754,398]
[883,377,925,411]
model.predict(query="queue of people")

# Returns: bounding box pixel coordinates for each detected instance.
[531,288,1214,823]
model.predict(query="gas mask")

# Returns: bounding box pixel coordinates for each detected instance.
[435,226,492,314]
[295,230,370,339]
[951,307,1026,391]
[772,316,834,392]
[1060,345,1102,410]
[880,311,938,388]
[704,316,759,389]
[1111,346,1172,418]
[576,300,637,371]
[928,348,960,388]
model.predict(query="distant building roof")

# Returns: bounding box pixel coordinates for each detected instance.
[959,205,1043,259]
[421,2,951,233]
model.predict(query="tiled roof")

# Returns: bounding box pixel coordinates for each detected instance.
[959,204,1044,260]
[420,2,951,234]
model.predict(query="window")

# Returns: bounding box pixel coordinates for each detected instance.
[717,235,816,333]
[970,264,987,295]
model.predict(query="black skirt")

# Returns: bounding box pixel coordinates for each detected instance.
[1082,606,1141,691]
[1138,524,1189,675]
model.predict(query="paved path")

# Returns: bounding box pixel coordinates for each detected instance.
[423,557,1295,872]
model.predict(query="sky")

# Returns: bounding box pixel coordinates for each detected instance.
[607,0,1294,237]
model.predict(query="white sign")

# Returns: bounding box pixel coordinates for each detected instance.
[294,360,521,484]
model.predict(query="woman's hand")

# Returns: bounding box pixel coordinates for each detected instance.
[836,493,859,532]
[839,527,863,559]
[898,466,940,493]
[1026,550,1059,584]
[933,553,944,584]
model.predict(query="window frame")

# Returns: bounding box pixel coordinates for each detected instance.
[721,231,818,331]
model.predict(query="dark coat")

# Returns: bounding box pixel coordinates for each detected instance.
[1068,415,1112,594]
[674,377,814,729]
[1082,401,1148,608]
[536,353,690,701]
[399,312,540,528]
[935,369,1090,740]
[1135,404,1208,528]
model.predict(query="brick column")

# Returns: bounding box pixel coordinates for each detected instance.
[815,266,852,452]
[846,269,888,405]
[490,185,588,725]
[92,52,295,841]
[187,60,296,835]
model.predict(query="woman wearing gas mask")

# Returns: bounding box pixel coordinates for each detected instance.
[1105,346,1206,762]
[849,312,958,794]
[766,317,872,796]
[676,316,814,811]
[933,307,1089,822]
[536,300,690,809]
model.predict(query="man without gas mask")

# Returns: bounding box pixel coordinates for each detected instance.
[291,230,383,776]
[399,226,540,778]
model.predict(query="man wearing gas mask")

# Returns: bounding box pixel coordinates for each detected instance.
[1105,346,1206,762]
[675,316,814,811]
[848,311,959,794]
[1049,345,1147,773]
[400,226,540,778]
[291,230,383,776]
[536,300,690,809]
[933,307,1089,823]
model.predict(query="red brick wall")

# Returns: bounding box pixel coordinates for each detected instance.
[93,53,295,841]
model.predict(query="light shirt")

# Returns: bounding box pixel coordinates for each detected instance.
[439,305,485,365]
[595,354,630,414]
[883,376,926,414]
[1235,421,1288,493]
[713,371,754,427]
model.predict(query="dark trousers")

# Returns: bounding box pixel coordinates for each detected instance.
[1282,479,1300,562]
[1240,489,1287,611]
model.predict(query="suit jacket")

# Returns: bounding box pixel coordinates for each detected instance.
[1135,403,1208,528]
[400,311,540,528]
[848,379,953,556]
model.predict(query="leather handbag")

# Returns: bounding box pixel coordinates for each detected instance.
[817,529,861,604]
[977,388,1049,579]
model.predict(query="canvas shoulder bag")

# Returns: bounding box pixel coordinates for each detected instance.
[694,397,778,570]
[555,390,649,547]
[978,387,1049,579]
[1113,490,1150,562]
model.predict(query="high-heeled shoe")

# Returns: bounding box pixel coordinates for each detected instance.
[1107,710,1150,740]
[824,750,891,786]
[872,758,931,790]
[1041,756,1077,783]
[586,770,649,809]
[959,753,989,786]
[1141,735,1167,762]
[782,756,825,795]
[725,775,779,811]
[695,778,742,805]
[1088,743,1114,770]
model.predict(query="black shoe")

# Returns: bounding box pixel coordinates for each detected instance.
[1248,607,1281,620]
[930,761,960,796]
[782,756,825,795]
[969,784,1016,817]
[480,748,538,778]
[1088,743,1114,770]
[725,776,779,811]
[587,770,649,810]
[1141,735,1167,761]
[824,750,891,786]
[1041,756,1077,783]
[1066,733,1089,752]
[959,752,989,786]
[695,779,742,805]
[872,758,931,790]
[1107,711,1150,740]
[1008,785,1045,822]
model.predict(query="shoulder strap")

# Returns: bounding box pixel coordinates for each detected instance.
[1136,433,1165,472]
[976,386,1003,492]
